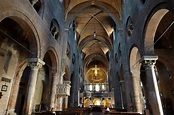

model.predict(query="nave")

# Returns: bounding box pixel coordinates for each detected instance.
[0,0,174,115]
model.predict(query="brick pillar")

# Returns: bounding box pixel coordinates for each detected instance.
[50,70,58,110]
[23,58,45,115]
[8,73,21,113]
[142,56,163,115]
[130,71,144,113]
[64,97,68,109]
[123,69,134,111]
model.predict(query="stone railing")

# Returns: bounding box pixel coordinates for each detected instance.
[57,81,71,98]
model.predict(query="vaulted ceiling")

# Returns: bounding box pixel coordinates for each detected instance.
[65,0,122,83]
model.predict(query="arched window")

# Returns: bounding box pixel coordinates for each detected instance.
[126,16,133,37]
[50,19,61,42]
[29,0,44,16]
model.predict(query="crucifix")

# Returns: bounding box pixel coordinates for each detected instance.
[92,64,100,80]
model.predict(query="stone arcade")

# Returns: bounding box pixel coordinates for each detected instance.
[0,0,174,115]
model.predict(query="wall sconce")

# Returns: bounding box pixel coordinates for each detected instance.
[93,31,96,39]
[1,83,8,92]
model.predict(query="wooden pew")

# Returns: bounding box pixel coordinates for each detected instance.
[104,111,143,115]
[55,111,79,115]
[32,111,55,115]
[65,107,89,115]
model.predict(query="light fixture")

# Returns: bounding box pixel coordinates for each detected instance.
[93,31,96,39]
[95,84,100,92]
[101,83,106,91]
[89,83,93,91]
[91,1,95,5]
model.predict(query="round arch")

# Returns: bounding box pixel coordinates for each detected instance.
[0,10,41,57]
[83,53,108,68]
[129,45,141,72]
[144,8,169,54]
[142,6,174,114]
[43,47,59,70]
[85,67,108,83]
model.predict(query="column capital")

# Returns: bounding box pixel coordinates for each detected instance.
[140,55,158,67]
[28,58,45,69]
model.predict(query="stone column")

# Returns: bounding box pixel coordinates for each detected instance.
[142,56,163,115]
[64,97,68,109]
[23,58,45,115]
[119,81,125,109]
[78,88,81,106]
[50,70,58,110]
[56,98,63,111]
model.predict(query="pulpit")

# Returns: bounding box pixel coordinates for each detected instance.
[57,81,71,98]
